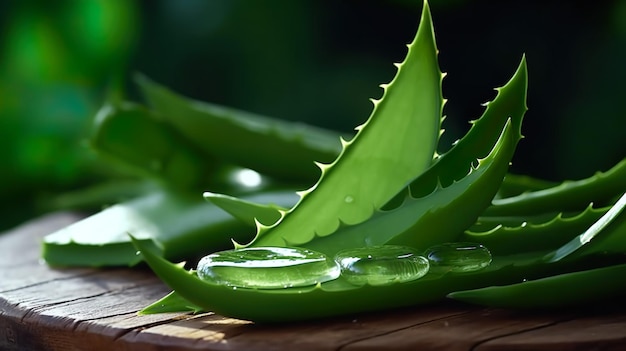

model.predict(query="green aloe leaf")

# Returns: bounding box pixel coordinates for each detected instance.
[249,2,444,248]
[544,191,626,262]
[139,290,204,315]
[464,204,610,255]
[42,188,296,267]
[484,158,626,216]
[135,74,343,184]
[448,262,626,309]
[132,2,534,322]
[429,56,527,183]
[132,235,549,322]
[205,56,526,255]
[495,173,558,199]
[91,102,223,191]
[203,56,526,255]
[203,190,294,227]
[305,119,518,256]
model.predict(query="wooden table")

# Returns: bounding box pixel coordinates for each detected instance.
[2,213,626,351]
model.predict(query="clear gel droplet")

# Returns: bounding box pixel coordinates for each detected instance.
[196,247,340,289]
[424,242,492,272]
[334,245,429,286]
[344,195,354,203]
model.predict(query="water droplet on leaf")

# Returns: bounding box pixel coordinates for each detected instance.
[424,242,492,272]
[334,245,429,286]
[197,247,340,289]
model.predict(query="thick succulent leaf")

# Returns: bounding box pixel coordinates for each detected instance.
[484,158,626,216]
[132,236,555,322]
[205,55,526,255]
[139,290,204,315]
[430,56,527,185]
[305,120,517,255]
[203,190,297,226]
[43,179,159,211]
[495,173,557,199]
[463,204,610,255]
[91,102,222,191]
[448,262,626,309]
[249,1,444,248]
[544,192,626,262]
[42,189,290,267]
[380,56,527,210]
[135,74,343,183]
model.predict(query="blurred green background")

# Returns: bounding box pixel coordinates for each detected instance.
[1,0,624,231]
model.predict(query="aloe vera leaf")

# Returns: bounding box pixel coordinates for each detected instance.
[134,74,343,184]
[42,189,292,267]
[430,56,527,184]
[305,120,517,256]
[463,204,610,255]
[132,235,555,322]
[468,212,563,230]
[495,173,558,199]
[139,289,204,315]
[41,179,159,211]
[203,190,295,226]
[544,192,626,262]
[448,262,626,309]
[484,158,626,216]
[248,2,444,249]
[132,3,535,322]
[204,55,526,252]
[91,102,226,191]
[133,136,554,320]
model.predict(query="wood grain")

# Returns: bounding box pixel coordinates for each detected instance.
[1,213,625,351]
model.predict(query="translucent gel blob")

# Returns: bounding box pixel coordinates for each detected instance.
[196,247,340,289]
[424,242,492,273]
[334,245,430,286]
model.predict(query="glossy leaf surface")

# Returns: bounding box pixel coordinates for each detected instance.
[43,189,297,267]
[133,2,535,322]
[249,2,444,248]
[448,263,626,309]
[133,236,546,322]
[135,74,343,183]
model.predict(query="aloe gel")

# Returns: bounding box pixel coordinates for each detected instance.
[424,242,492,272]
[196,247,340,289]
[334,245,430,286]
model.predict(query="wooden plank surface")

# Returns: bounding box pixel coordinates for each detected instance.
[1,213,625,351]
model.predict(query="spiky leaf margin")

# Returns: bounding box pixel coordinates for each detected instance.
[249,1,445,248]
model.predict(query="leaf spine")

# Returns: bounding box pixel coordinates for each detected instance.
[314,161,332,172]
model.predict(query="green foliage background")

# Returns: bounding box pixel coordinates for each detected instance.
[0,0,624,230]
